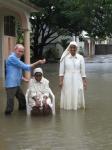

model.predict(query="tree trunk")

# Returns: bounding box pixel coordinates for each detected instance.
[32,46,44,61]
[38,46,44,59]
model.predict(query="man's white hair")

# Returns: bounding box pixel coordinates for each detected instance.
[14,44,24,50]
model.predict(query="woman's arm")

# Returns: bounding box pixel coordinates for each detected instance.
[59,76,64,88]
[80,56,87,90]
[59,59,65,88]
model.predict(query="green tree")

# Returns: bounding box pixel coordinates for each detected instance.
[30,0,86,59]
[30,0,64,59]
[82,0,112,39]
[29,0,112,59]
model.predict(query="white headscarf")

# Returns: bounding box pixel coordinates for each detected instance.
[60,41,78,62]
[33,67,43,75]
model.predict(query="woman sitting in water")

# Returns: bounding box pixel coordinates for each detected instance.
[28,67,52,116]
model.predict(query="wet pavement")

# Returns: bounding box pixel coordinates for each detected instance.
[85,54,112,63]
[0,55,112,150]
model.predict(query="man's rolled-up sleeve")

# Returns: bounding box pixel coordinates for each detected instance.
[9,56,31,71]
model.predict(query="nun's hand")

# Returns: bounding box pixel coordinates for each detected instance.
[83,79,87,90]
[59,81,63,88]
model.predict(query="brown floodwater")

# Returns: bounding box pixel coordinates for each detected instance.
[0,62,112,150]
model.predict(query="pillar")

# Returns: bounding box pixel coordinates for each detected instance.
[24,29,31,79]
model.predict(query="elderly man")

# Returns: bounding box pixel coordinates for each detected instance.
[5,44,46,115]
[28,67,52,116]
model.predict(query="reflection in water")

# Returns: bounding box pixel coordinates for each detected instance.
[0,62,112,149]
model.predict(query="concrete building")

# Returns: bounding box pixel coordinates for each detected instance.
[0,0,39,80]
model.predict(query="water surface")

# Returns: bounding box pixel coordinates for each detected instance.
[0,62,112,150]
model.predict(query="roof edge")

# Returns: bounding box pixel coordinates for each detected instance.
[18,0,41,12]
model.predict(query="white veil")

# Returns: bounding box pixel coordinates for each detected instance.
[60,41,78,62]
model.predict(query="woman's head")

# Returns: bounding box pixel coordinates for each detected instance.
[60,41,78,62]
[33,68,43,82]
[69,41,78,56]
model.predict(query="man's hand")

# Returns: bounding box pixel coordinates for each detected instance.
[31,59,46,68]
[38,59,46,64]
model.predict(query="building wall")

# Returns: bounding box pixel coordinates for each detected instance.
[0,16,3,78]
[0,0,37,81]
[95,44,112,55]
[3,36,16,59]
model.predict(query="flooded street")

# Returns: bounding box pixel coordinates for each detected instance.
[0,57,112,150]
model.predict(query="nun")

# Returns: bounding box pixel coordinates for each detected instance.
[59,41,87,110]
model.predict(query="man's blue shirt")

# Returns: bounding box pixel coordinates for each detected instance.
[5,52,31,88]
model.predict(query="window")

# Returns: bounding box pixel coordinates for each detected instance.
[4,16,15,36]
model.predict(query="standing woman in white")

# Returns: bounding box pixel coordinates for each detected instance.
[59,41,87,110]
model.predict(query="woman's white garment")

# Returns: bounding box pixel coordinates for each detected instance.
[59,53,86,110]
[28,77,52,108]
